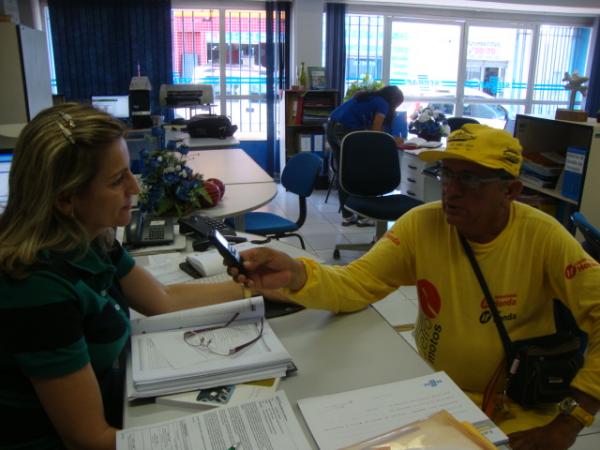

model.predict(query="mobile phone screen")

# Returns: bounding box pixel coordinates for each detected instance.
[209,229,246,273]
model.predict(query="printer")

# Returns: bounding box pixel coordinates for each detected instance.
[159,84,214,108]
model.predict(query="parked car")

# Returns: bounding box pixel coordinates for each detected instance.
[406,89,512,130]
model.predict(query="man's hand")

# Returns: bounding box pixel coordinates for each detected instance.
[227,247,308,292]
[508,415,582,450]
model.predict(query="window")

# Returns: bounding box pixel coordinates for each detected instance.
[336,11,593,127]
[43,6,57,95]
[172,7,270,139]
[345,14,384,93]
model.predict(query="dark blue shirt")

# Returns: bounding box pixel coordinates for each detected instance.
[330,96,389,130]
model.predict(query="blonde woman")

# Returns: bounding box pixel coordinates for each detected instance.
[0,103,268,449]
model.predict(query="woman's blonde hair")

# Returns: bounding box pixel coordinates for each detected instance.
[0,103,126,277]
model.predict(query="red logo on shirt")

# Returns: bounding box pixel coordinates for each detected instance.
[480,294,516,309]
[417,279,441,319]
[564,258,599,279]
[384,231,401,245]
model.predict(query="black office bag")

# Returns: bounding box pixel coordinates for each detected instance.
[186,114,238,139]
[460,235,583,408]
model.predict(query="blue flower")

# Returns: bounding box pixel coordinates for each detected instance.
[162,171,180,186]
[138,148,207,217]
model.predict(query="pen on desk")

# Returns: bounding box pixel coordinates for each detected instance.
[227,441,240,450]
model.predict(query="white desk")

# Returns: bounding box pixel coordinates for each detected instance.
[198,182,277,230]
[163,127,239,150]
[123,307,432,444]
[187,136,240,150]
[186,148,274,185]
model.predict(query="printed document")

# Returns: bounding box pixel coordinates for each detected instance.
[297,371,508,450]
[126,297,293,399]
[117,391,311,450]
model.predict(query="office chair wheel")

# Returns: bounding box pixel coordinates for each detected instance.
[333,249,340,260]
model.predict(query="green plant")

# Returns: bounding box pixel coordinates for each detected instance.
[343,74,384,101]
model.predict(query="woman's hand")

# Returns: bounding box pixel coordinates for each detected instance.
[228,247,307,292]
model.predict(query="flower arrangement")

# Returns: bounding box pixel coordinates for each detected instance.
[139,145,225,217]
[408,106,451,141]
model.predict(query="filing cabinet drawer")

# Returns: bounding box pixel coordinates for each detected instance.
[398,151,441,202]
[399,152,426,200]
[400,177,424,200]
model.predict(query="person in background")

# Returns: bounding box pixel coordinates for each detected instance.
[0,103,275,450]
[228,124,600,450]
[326,85,405,226]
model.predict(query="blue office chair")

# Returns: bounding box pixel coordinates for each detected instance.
[571,212,600,261]
[333,131,424,259]
[226,152,322,249]
[447,117,479,132]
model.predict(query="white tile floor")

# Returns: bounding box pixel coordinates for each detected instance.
[252,183,382,265]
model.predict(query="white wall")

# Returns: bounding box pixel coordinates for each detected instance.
[291,0,324,82]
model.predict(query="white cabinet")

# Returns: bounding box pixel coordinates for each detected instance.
[0,23,53,125]
[399,150,441,203]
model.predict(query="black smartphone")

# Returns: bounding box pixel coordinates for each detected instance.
[208,229,247,274]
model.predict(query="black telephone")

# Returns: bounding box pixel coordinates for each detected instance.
[125,210,175,248]
[178,214,236,239]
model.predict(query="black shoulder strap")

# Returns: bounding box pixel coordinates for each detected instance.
[459,234,516,363]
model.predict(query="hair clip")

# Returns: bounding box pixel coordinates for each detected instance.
[58,111,76,128]
[57,121,76,145]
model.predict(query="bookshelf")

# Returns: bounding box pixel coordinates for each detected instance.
[281,89,339,158]
[514,114,600,230]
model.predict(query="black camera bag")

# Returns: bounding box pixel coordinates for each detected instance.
[187,114,237,139]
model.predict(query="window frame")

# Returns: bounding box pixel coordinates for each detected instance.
[342,4,595,122]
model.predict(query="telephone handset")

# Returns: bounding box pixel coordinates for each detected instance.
[124,210,175,248]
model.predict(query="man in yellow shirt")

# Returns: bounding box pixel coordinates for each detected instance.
[229,124,600,450]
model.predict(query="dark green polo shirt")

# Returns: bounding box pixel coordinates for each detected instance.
[0,241,134,449]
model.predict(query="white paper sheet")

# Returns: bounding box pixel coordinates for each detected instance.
[372,289,418,331]
[117,391,311,450]
[297,371,508,450]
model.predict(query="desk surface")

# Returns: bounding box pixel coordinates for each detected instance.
[163,127,239,150]
[186,148,273,185]
[187,136,240,149]
[198,182,277,222]
[123,307,432,444]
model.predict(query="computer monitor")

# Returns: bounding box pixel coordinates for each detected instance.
[91,95,130,119]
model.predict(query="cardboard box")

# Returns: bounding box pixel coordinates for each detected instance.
[555,109,588,122]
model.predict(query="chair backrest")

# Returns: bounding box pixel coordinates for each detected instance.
[571,212,600,260]
[447,116,480,132]
[281,152,322,198]
[339,131,400,196]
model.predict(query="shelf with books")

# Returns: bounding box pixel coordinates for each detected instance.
[514,114,600,230]
[281,89,339,159]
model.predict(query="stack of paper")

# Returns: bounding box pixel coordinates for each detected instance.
[117,391,311,450]
[297,371,508,450]
[156,377,280,409]
[126,297,294,400]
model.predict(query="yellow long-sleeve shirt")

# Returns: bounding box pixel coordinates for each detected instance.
[287,201,600,432]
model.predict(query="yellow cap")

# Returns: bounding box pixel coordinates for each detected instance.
[418,124,523,178]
